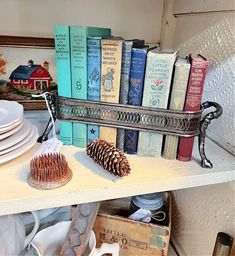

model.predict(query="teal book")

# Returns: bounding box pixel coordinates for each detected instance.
[70,26,111,147]
[54,25,72,144]
[137,49,178,157]
[87,37,101,143]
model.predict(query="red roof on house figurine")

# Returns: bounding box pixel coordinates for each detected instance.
[9,60,52,90]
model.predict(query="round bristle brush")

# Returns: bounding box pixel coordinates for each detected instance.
[28,153,72,190]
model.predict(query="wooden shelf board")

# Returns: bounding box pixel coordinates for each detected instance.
[0,138,234,216]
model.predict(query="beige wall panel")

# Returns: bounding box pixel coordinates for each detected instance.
[174,0,235,15]
[0,0,163,42]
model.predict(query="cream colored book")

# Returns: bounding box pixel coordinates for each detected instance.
[137,49,178,157]
[100,39,123,145]
[162,58,191,159]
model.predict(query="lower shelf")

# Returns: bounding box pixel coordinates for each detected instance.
[0,138,234,216]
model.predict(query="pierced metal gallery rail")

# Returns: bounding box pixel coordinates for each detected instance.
[38,94,223,169]
[57,97,202,136]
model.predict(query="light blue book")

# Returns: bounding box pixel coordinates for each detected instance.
[54,25,72,144]
[87,37,101,143]
[70,26,111,147]
[137,49,178,157]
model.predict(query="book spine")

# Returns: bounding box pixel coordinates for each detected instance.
[124,48,147,154]
[70,26,87,148]
[137,51,177,157]
[87,37,101,143]
[117,41,133,150]
[177,57,208,161]
[54,25,72,145]
[100,39,123,145]
[162,60,191,159]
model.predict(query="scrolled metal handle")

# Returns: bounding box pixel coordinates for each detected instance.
[199,101,223,168]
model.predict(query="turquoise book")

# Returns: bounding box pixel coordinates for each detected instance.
[87,37,101,143]
[54,25,72,144]
[137,49,178,157]
[70,26,111,147]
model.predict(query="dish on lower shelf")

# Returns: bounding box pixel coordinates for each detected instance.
[27,222,96,256]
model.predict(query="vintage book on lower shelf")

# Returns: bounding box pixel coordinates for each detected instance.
[87,37,101,143]
[70,26,111,147]
[137,49,178,157]
[162,58,191,159]
[124,47,149,154]
[54,25,72,145]
[100,38,123,145]
[177,54,209,161]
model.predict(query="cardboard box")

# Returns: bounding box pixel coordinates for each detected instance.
[94,193,171,256]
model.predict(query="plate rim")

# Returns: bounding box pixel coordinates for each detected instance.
[0,125,37,156]
[0,128,38,164]
[0,100,23,128]
[0,120,24,140]
[0,120,31,151]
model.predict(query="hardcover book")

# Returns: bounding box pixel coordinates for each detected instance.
[162,58,191,159]
[87,37,101,143]
[116,41,133,150]
[70,26,111,147]
[124,47,149,154]
[100,38,123,145]
[177,54,209,161]
[137,49,178,157]
[54,25,72,145]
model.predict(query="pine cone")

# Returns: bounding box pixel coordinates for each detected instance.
[86,139,131,177]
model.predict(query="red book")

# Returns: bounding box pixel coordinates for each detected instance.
[177,54,209,161]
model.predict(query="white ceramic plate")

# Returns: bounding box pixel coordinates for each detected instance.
[0,125,37,156]
[0,120,31,151]
[0,100,23,128]
[0,120,24,140]
[0,126,38,164]
[0,115,23,134]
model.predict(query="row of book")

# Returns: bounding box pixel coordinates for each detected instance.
[54,25,208,161]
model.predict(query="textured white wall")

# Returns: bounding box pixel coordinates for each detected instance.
[172,182,235,255]
[174,13,235,155]
[0,0,163,42]
[170,1,235,255]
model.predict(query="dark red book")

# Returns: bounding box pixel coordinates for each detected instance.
[177,54,209,161]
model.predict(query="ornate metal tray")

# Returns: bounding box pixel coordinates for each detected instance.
[39,94,223,169]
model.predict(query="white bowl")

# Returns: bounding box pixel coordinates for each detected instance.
[28,221,96,256]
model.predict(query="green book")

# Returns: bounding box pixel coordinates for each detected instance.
[70,26,111,147]
[54,25,72,144]
[162,58,191,159]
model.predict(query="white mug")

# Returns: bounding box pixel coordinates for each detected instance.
[0,211,40,255]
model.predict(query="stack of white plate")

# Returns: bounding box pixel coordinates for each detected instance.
[0,100,38,164]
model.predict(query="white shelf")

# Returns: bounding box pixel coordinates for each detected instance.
[0,138,234,216]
